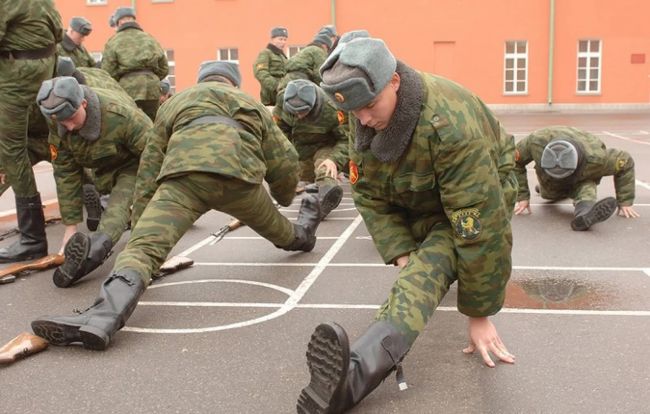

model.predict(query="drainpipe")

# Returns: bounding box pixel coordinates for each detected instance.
[330,0,336,27]
[131,0,137,13]
[546,0,555,106]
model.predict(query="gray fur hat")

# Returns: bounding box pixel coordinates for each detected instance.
[56,57,76,77]
[197,60,241,87]
[37,77,85,121]
[70,17,92,36]
[339,30,369,44]
[112,7,135,26]
[271,27,288,38]
[540,139,580,179]
[319,37,396,111]
[160,79,171,95]
[319,25,337,37]
[312,32,333,49]
[283,79,318,115]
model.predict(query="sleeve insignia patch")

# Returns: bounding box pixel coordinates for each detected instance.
[49,144,58,162]
[337,111,345,125]
[349,160,359,185]
[450,208,481,240]
[615,158,626,172]
[514,149,520,162]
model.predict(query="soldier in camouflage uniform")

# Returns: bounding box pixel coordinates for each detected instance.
[0,0,63,263]
[296,38,518,413]
[31,61,323,351]
[57,16,96,68]
[253,26,288,106]
[35,76,153,289]
[275,32,332,105]
[275,79,349,219]
[102,7,168,121]
[514,126,639,229]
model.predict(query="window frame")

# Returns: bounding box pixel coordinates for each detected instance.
[503,40,528,95]
[576,39,602,95]
[86,0,107,5]
[217,48,239,63]
[165,49,176,93]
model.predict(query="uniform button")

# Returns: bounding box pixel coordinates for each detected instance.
[433,116,440,122]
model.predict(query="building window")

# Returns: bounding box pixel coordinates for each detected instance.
[577,39,601,94]
[288,46,304,58]
[166,49,176,93]
[504,40,527,95]
[86,0,107,5]
[90,51,103,66]
[218,48,239,63]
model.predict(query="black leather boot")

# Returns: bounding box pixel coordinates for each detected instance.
[0,194,48,263]
[281,194,322,252]
[53,232,113,288]
[297,321,411,413]
[571,197,617,231]
[318,183,343,220]
[32,269,145,350]
[83,184,103,231]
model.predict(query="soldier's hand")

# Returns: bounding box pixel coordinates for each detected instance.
[618,205,640,218]
[514,200,531,215]
[463,316,515,367]
[0,173,5,184]
[395,255,410,269]
[317,159,338,179]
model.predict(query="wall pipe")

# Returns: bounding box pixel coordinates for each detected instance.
[330,0,336,27]
[546,0,556,105]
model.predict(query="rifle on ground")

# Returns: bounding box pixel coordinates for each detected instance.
[0,332,49,364]
[0,254,64,284]
[209,217,244,245]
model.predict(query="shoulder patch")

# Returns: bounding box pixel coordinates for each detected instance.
[450,208,481,240]
[337,111,346,125]
[514,149,520,162]
[49,144,58,161]
[615,157,627,172]
[256,63,266,70]
[349,160,359,185]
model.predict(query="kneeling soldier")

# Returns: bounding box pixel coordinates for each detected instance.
[31,61,321,351]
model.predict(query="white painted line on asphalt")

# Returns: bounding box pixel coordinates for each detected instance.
[640,130,649,135]
[602,131,650,146]
[529,203,650,207]
[636,180,650,191]
[0,198,58,218]
[644,269,650,278]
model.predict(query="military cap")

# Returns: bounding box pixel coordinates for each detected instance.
[37,77,85,121]
[283,80,318,115]
[56,57,76,77]
[112,7,136,26]
[70,17,92,36]
[271,27,288,38]
[540,139,580,179]
[319,25,337,37]
[197,60,242,87]
[312,32,333,49]
[160,79,171,95]
[319,37,396,111]
[339,30,369,44]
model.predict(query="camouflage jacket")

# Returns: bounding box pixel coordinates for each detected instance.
[276,44,328,96]
[57,34,95,68]
[253,44,287,105]
[515,126,635,206]
[132,81,299,224]
[101,22,168,101]
[49,87,152,224]
[349,66,516,317]
[0,0,62,51]
[273,92,349,167]
[77,67,134,101]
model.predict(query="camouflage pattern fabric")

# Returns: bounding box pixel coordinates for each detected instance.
[57,34,95,68]
[253,45,287,105]
[0,0,62,197]
[114,172,296,284]
[515,126,635,206]
[49,88,153,241]
[131,80,299,226]
[276,44,328,101]
[349,70,516,341]
[78,67,131,97]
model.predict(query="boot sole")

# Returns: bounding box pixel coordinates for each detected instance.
[31,319,109,350]
[83,184,102,232]
[319,186,343,220]
[571,197,617,231]
[297,322,350,414]
[53,233,90,288]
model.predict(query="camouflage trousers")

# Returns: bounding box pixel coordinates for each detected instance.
[95,164,138,245]
[297,145,339,187]
[0,56,56,197]
[113,172,296,284]
[0,137,50,197]
[539,180,597,204]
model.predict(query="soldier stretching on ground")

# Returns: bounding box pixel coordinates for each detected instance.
[57,16,96,68]
[274,79,349,219]
[513,126,639,229]
[253,26,288,106]
[102,7,168,121]
[296,37,518,413]
[36,76,154,288]
[31,61,322,351]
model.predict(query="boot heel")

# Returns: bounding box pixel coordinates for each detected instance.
[79,325,110,350]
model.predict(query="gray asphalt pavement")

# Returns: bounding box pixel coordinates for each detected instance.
[0,113,649,414]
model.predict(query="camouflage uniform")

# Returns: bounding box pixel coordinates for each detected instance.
[117,81,300,284]
[275,44,328,103]
[50,87,152,245]
[350,66,517,344]
[101,21,168,121]
[515,126,635,206]
[57,33,95,68]
[253,44,287,106]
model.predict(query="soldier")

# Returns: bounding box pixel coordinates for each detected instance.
[275,79,348,219]
[296,38,518,413]
[36,76,154,288]
[57,56,131,97]
[318,24,339,53]
[31,61,322,351]
[0,0,63,263]
[253,26,288,106]
[275,31,332,104]
[102,7,168,121]
[57,16,96,68]
[513,126,639,229]
[159,79,172,104]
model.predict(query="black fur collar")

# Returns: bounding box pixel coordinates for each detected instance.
[267,43,287,58]
[117,21,142,33]
[78,86,101,142]
[61,34,77,52]
[354,61,424,162]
